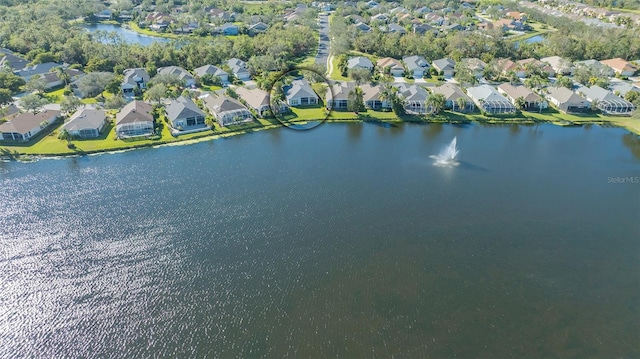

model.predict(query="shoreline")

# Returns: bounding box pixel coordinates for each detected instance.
[2,113,638,160]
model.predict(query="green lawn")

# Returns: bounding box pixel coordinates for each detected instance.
[128,22,180,39]
[329,56,349,81]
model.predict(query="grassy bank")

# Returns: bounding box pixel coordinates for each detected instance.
[2,109,638,158]
[127,22,181,39]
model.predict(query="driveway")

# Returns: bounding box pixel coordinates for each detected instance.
[315,13,330,69]
[393,76,406,83]
[414,77,427,84]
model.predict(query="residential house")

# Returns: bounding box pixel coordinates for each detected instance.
[376,57,405,77]
[608,79,640,97]
[403,55,430,78]
[576,85,635,115]
[496,58,526,78]
[40,69,84,90]
[367,0,379,8]
[227,58,251,81]
[0,48,28,71]
[193,65,229,83]
[156,66,196,87]
[165,96,207,131]
[415,6,432,15]
[425,13,445,26]
[506,11,527,21]
[599,58,638,77]
[115,100,155,138]
[202,94,253,127]
[361,84,391,110]
[207,8,235,22]
[121,68,150,97]
[574,59,614,77]
[347,57,374,71]
[517,58,554,77]
[346,15,366,24]
[285,79,319,106]
[61,108,107,138]
[466,85,516,114]
[14,62,63,82]
[413,23,435,35]
[216,23,239,36]
[354,22,373,32]
[0,110,61,141]
[431,83,474,112]
[443,23,463,32]
[540,56,573,75]
[0,104,20,118]
[493,18,526,31]
[249,22,269,34]
[94,9,113,20]
[371,13,389,22]
[146,12,173,30]
[497,83,548,110]
[544,86,590,113]
[326,81,356,110]
[432,58,456,78]
[395,83,430,113]
[385,23,407,34]
[236,87,286,117]
[460,58,487,78]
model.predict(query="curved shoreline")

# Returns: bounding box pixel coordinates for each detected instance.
[1,114,638,161]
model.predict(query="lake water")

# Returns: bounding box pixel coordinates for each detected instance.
[1,123,639,357]
[83,23,172,46]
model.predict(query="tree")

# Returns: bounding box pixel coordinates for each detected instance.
[19,94,49,112]
[555,75,573,89]
[144,84,168,103]
[347,87,365,114]
[76,72,115,98]
[25,75,48,94]
[60,95,82,114]
[380,85,405,115]
[104,95,127,109]
[0,72,26,94]
[349,68,371,85]
[226,87,238,99]
[58,128,73,146]
[106,76,123,95]
[515,96,527,110]
[54,67,70,87]
[150,73,185,88]
[205,116,217,128]
[0,89,12,106]
[624,91,640,107]
[426,93,446,115]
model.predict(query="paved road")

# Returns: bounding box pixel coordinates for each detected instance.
[315,13,330,69]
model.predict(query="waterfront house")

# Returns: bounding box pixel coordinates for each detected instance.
[0,110,60,141]
[165,96,207,131]
[235,87,283,117]
[202,94,253,127]
[576,85,635,115]
[360,84,391,110]
[540,56,574,75]
[285,79,319,107]
[121,68,150,97]
[193,65,229,83]
[227,58,251,81]
[347,57,374,71]
[115,100,154,138]
[395,83,430,113]
[376,57,405,77]
[61,108,107,138]
[432,58,456,78]
[156,66,196,87]
[466,85,516,114]
[497,83,548,110]
[403,55,430,78]
[430,83,474,112]
[326,82,356,110]
[599,58,638,77]
[544,87,590,113]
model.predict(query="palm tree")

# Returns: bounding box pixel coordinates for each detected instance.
[425,93,446,115]
[58,129,73,147]
[55,66,70,87]
[455,96,468,113]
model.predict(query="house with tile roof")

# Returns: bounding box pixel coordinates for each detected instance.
[497,83,548,110]
[115,100,155,138]
[61,108,107,138]
[466,85,516,114]
[165,96,207,132]
[0,110,61,141]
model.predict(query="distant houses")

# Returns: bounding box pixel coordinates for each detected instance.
[599,58,638,77]
[0,110,61,141]
[193,65,229,83]
[115,100,155,138]
[157,66,196,87]
[61,108,108,138]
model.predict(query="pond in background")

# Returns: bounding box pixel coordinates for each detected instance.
[82,23,172,46]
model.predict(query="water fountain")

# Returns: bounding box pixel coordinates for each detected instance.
[430,137,459,166]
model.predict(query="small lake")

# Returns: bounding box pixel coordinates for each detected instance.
[1,123,638,357]
[514,34,546,49]
[83,23,172,46]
